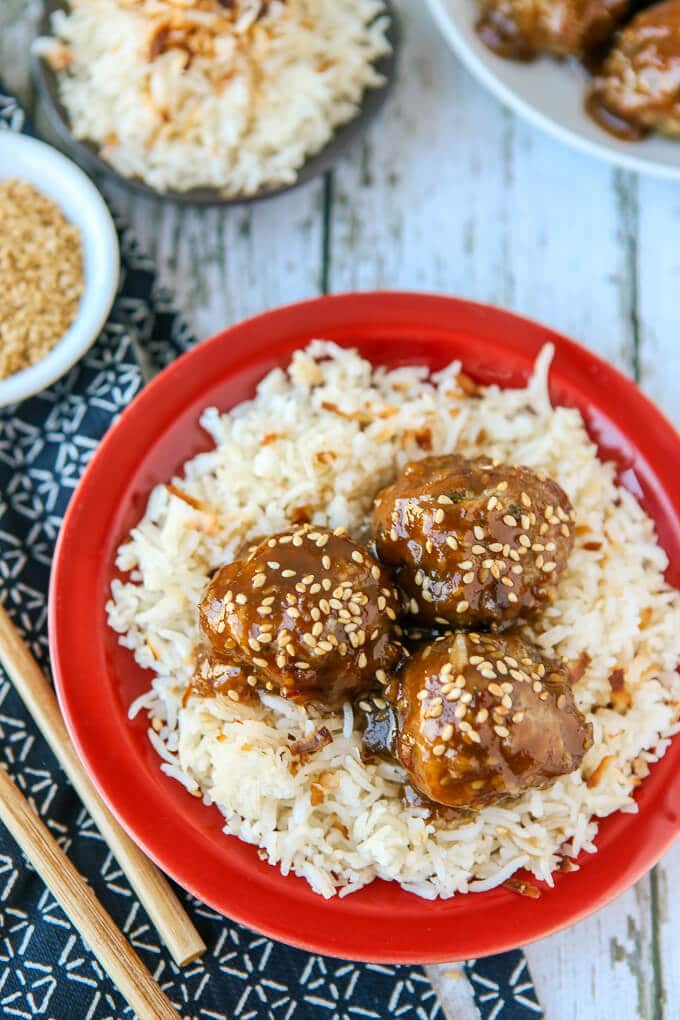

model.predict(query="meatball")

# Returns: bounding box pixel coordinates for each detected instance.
[372,454,574,630]
[476,0,628,59]
[397,632,592,810]
[587,0,680,140]
[199,524,403,707]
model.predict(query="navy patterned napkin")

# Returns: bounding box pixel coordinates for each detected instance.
[0,84,543,1020]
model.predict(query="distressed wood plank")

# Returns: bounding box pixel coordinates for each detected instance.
[636,177,680,429]
[105,181,324,342]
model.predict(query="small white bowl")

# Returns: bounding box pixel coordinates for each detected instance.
[0,133,119,407]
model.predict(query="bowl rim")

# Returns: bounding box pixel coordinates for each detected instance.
[425,0,680,180]
[48,292,680,963]
[33,0,400,206]
[0,132,119,407]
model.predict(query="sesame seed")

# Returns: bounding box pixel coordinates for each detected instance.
[359,700,372,712]
[494,724,509,738]
[351,550,364,564]
[503,514,517,527]
[432,744,446,756]
[463,571,475,585]
[488,682,504,697]
[540,691,549,701]
[501,694,512,709]
[489,542,503,553]
[496,660,508,675]
[454,704,467,719]
[476,708,489,724]
[519,534,531,548]
[459,560,473,570]
[511,564,523,574]
[469,655,483,665]
[438,494,453,505]
[390,528,398,541]
[487,496,498,511]
[507,592,519,603]
[227,689,240,702]
[497,481,508,491]
[440,723,454,741]
[235,593,247,605]
[446,688,462,701]
[561,524,570,538]
[471,545,485,555]
[358,652,368,669]
[446,536,458,550]
[417,690,429,701]
[460,691,473,704]
[253,657,268,668]
[543,561,557,573]
[501,576,514,587]
[532,680,543,693]
[521,491,531,508]
[473,525,485,540]
[456,600,470,613]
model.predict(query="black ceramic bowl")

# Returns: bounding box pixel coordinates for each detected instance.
[33,0,400,206]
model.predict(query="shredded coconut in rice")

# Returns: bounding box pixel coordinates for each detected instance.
[35,0,391,195]
[107,342,680,899]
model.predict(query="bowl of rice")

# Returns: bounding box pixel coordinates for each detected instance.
[33,0,398,204]
[49,293,680,962]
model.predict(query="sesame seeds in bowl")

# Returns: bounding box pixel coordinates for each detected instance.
[0,134,118,407]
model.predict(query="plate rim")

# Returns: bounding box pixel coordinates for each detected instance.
[49,292,680,962]
[425,0,680,180]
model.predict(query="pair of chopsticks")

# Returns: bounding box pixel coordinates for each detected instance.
[0,603,206,1018]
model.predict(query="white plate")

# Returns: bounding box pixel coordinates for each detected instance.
[426,0,680,178]
[0,133,119,407]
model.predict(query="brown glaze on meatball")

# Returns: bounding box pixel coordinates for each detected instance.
[199,524,403,708]
[397,632,592,810]
[587,0,680,141]
[185,647,259,706]
[476,0,628,60]
[372,455,574,631]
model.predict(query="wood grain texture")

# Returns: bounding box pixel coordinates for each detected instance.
[3,3,679,1018]
[0,765,180,1020]
[0,604,206,967]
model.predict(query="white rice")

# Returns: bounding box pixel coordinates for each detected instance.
[35,0,390,195]
[107,341,680,899]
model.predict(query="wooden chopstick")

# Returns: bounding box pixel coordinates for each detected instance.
[0,603,206,967]
[0,763,180,1020]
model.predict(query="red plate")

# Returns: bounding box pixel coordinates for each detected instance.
[49,293,680,963]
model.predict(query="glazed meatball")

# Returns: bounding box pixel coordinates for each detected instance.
[199,524,403,707]
[587,0,680,140]
[396,632,592,810]
[476,0,629,59]
[372,454,574,630]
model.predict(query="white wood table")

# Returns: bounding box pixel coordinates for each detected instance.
[4,4,679,1017]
